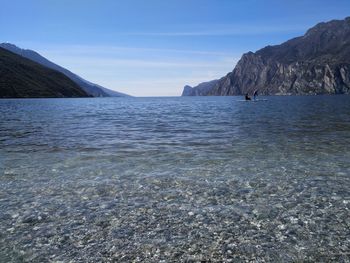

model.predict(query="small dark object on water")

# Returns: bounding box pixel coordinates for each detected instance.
[245,93,251,101]
[253,90,258,100]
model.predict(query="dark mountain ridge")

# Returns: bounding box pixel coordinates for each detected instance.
[183,17,350,96]
[0,43,129,97]
[0,47,89,98]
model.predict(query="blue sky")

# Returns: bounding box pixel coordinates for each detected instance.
[1,0,349,96]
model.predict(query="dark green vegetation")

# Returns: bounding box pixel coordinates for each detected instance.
[183,17,350,96]
[0,47,89,98]
[0,43,129,97]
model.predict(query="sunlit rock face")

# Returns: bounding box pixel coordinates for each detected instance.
[183,17,350,96]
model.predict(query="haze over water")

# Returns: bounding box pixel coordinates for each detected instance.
[1,96,350,261]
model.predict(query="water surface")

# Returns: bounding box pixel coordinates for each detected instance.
[1,96,350,262]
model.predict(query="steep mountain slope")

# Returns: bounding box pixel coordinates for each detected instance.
[183,17,350,96]
[0,43,129,97]
[0,47,89,98]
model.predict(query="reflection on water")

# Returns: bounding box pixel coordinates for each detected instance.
[0,96,350,261]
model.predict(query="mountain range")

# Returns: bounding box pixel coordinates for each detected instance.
[0,43,129,98]
[0,47,89,98]
[182,17,350,96]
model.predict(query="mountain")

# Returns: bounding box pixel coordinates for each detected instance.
[0,43,129,97]
[181,80,219,96]
[182,17,350,96]
[0,47,89,98]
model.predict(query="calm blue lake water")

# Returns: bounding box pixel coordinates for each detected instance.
[1,96,350,261]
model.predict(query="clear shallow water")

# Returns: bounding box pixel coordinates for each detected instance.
[0,96,350,262]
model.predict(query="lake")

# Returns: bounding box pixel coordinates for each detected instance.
[0,96,350,261]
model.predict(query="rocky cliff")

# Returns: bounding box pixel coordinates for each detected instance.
[183,17,350,96]
[181,80,219,96]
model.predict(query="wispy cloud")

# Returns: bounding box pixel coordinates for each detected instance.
[49,56,238,69]
[38,44,238,57]
[56,56,237,96]
[120,24,308,37]
[21,42,240,96]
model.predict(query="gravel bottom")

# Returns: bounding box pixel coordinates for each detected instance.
[1,165,349,262]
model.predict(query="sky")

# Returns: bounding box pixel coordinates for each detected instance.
[1,0,349,96]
